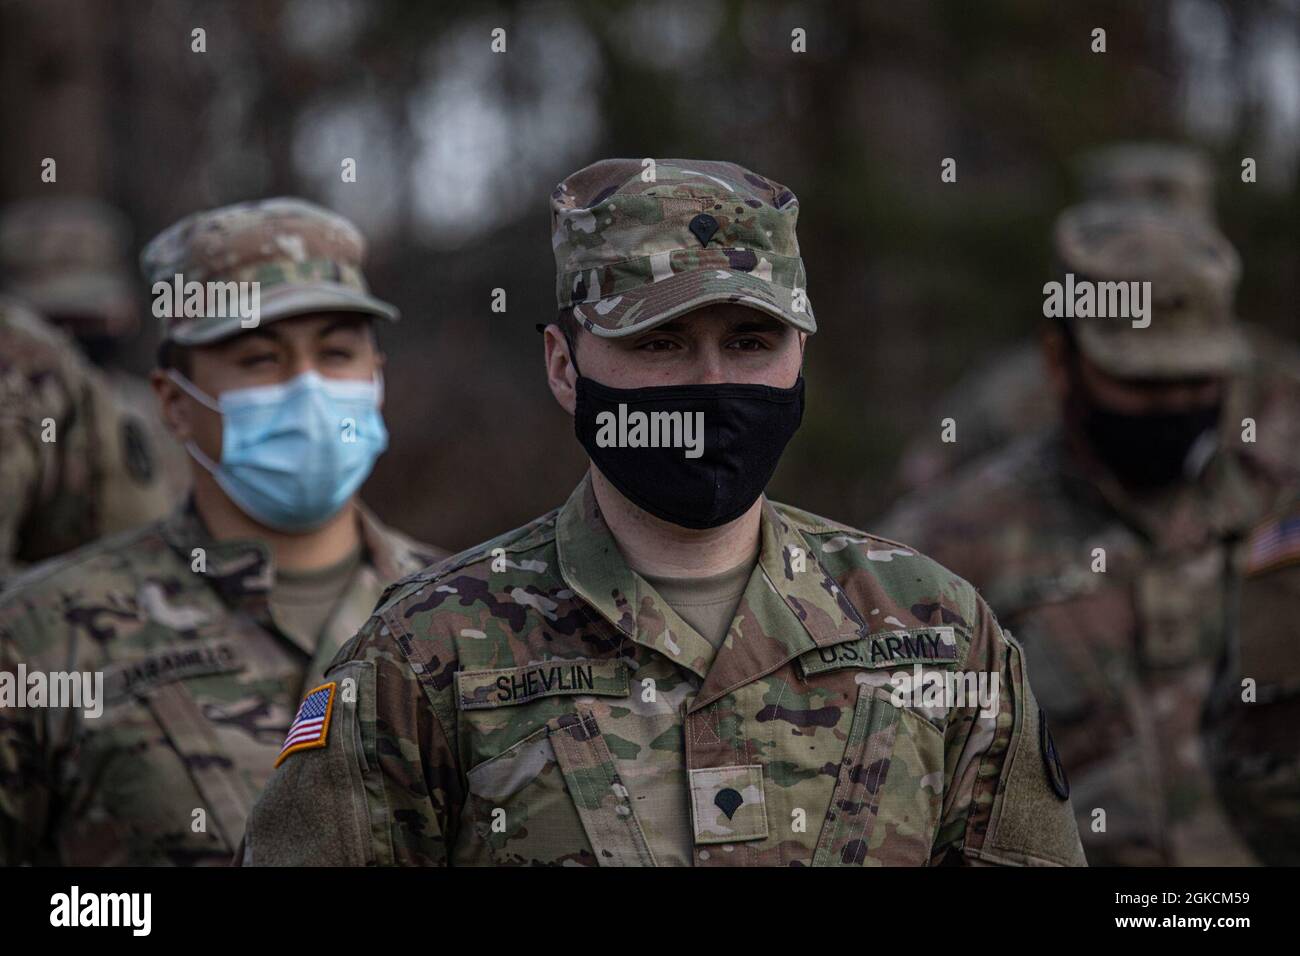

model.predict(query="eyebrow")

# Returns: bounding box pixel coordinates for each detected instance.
[220,327,281,348]
[215,316,368,350]
[318,316,369,337]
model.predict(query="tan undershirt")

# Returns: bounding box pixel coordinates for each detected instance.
[269,545,363,650]
[637,552,759,651]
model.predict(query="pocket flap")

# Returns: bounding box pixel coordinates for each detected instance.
[547,710,656,866]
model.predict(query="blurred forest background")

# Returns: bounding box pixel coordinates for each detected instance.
[2,0,1297,550]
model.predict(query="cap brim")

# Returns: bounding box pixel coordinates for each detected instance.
[13,272,136,322]
[1075,323,1250,379]
[571,267,816,338]
[170,282,400,345]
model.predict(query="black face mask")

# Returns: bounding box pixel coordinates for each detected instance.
[574,374,805,529]
[1077,401,1222,489]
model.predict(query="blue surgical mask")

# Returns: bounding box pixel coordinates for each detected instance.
[168,368,388,532]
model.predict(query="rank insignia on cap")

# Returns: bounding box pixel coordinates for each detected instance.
[276,682,336,767]
[688,213,719,247]
[1245,513,1300,576]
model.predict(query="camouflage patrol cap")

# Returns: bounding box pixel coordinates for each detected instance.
[140,197,399,346]
[1077,142,1214,220]
[1052,200,1247,379]
[551,159,815,337]
[0,197,138,338]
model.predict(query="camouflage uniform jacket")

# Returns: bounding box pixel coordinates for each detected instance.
[877,428,1300,864]
[0,296,177,580]
[241,475,1086,867]
[0,501,443,865]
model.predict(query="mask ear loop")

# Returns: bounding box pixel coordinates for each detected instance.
[165,368,222,413]
[535,318,583,379]
[163,368,226,476]
[563,326,582,379]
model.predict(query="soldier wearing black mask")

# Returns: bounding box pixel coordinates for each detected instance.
[1057,321,1225,491]
[880,200,1300,866]
[242,159,1086,868]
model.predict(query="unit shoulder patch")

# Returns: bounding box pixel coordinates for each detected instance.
[1040,707,1070,800]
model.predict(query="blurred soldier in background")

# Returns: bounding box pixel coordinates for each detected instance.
[877,201,1300,864]
[1,293,174,577]
[896,143,1300,493]
[1,198,141,349]
[0,198,447,864]
[0,198,187,580]
[0,198,190,496]
[241,159,1084,867]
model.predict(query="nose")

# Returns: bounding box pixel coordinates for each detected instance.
[286,351,318,381]
[688,344,729,385]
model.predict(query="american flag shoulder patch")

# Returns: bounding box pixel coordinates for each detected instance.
[1245,512,1300,576]
[276,682,337,767]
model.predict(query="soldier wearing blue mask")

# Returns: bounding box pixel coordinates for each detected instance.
[0,198,447,865]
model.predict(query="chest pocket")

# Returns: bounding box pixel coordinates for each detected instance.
[790,631,958,866]
[143,682,256,854]
[812,683,945,866]
[1209,552,1300,863]
[1236,557,1300,698]
[455,660,652,867]
[91,638,254,859]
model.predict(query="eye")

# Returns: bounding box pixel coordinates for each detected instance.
[726,335,771,351]
[637,337,681,352]
[238,352,278,368]
[321,346,356,361]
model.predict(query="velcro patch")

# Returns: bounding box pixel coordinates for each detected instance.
[689,764,768,845]
[275,682,336,767]
[1245,513,1300,575]
[799,626,958,677]
[455,659,629,710]
[102,640,244,705]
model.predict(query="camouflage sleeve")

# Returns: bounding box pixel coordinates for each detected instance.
[240,607,461,866]
[0,606,58,864]
[935,595,1086,866]
[0,405,44,580]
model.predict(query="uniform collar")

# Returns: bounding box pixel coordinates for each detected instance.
[160,499,273,610]
[159,498,431,624]
[555,474,866,701]
[1057,426,1268,547]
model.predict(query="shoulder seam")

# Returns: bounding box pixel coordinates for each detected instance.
[0,523,165,601]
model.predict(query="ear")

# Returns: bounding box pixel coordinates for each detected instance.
[1040,325,1070,407]
[543,324,578,415]
[151,368,194,442]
